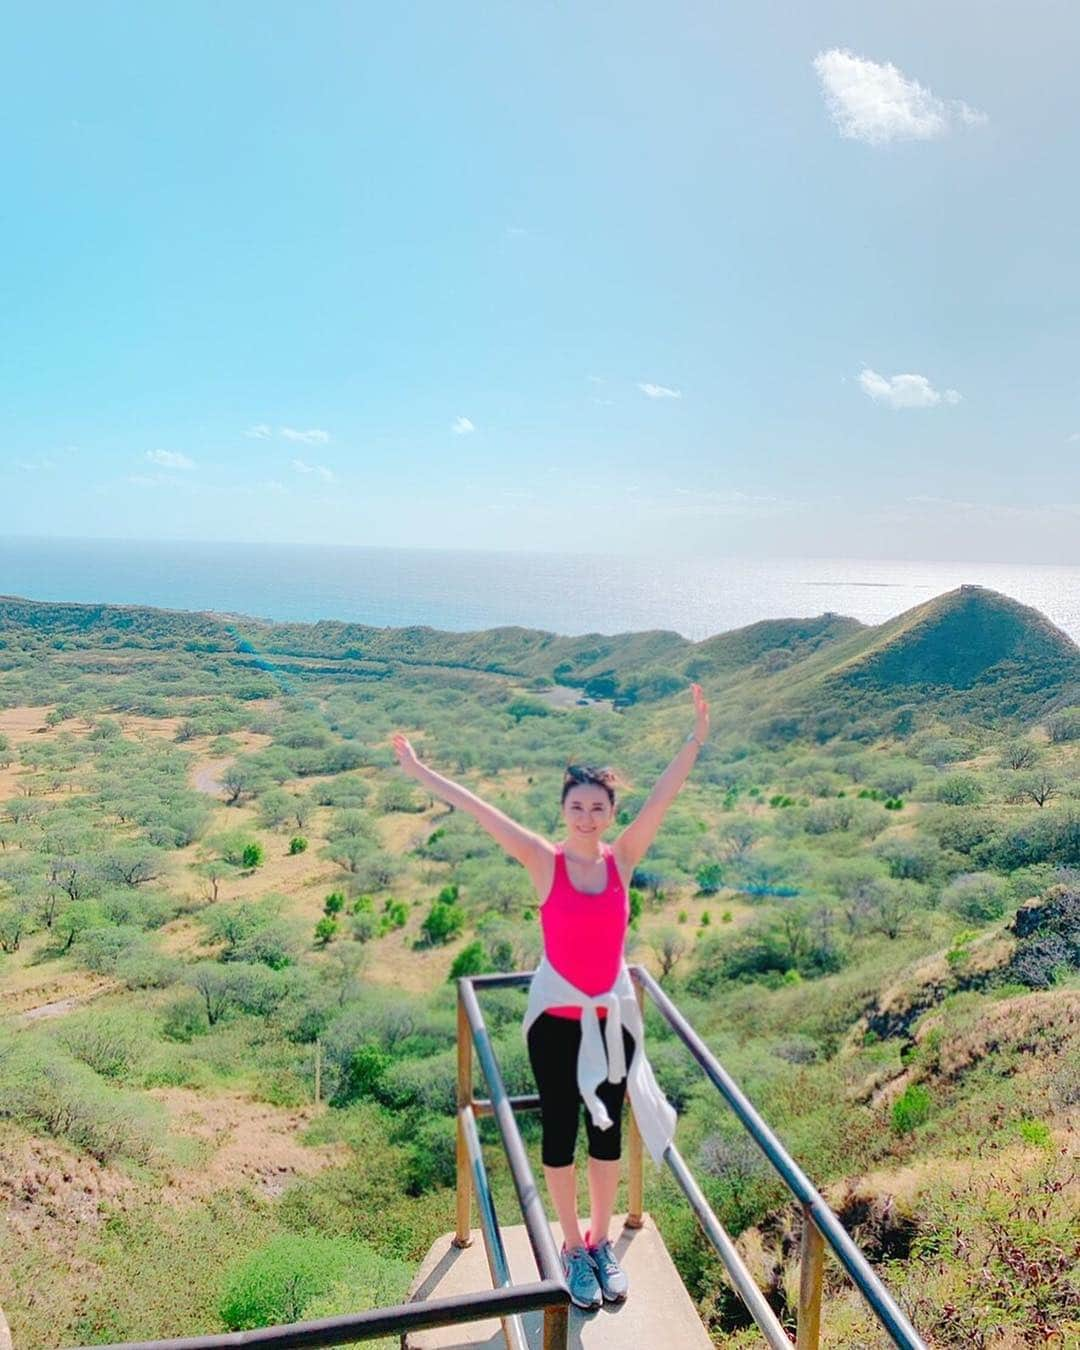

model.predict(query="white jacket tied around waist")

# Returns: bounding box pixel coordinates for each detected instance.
[522,954,677,1167]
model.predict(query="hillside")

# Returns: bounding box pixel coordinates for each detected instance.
[0,588,1078,1346]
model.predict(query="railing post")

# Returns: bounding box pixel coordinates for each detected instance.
[542,1304,568,1350]
[454,986,474,1248]
[796,1203,824,1349]
[626,974,645,1229]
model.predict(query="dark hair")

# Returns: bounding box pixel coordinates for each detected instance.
[561,764,618,807]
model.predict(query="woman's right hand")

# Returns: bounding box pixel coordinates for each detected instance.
[392,731,422,779]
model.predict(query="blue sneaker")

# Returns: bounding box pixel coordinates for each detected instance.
[585,1230,629,1302]
[561,1241,601,1310]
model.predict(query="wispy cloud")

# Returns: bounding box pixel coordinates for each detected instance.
[638,382,682,400]
[280,427,330,445]
[667,487,806,518]
[889,495,1080,526]
[245,424,273,439]
[15,458,56,472]
[1067,432,1080,444]
[813,48,987,145]
[858,368,962,409]
[291,458,335,483]
[452,416,476,435]
[146,449,195,469]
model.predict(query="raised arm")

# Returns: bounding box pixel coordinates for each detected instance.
[391,732,548,870]
[613,683,709,872]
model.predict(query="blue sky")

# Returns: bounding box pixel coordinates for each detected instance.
[2,1,1078,563]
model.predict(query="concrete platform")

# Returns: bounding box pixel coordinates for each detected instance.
[402,1212,713,1348]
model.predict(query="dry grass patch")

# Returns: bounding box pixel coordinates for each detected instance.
[144,1088,350,1202]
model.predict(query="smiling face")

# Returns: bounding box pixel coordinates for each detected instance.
[561,782,615,842]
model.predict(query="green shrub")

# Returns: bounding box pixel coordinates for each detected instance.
[333,1044,393,1105]
[941,872,1008,923]
[1016,1117,1053,1148]
[288,835,308,855]
[218,1231,408,1331]
[161,991,207,1042]
[628,887,643,926]
[936,774,984,807]
[314,916,338,946]
[891,1083,932,1135]
[419,898,464,946]
[449,940,491,979]
[241,842,264,869]
[695,862,725,894]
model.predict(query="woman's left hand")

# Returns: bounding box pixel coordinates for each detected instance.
[691,682,710,743]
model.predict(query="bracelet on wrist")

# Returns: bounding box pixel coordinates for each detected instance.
[685,732,705,748]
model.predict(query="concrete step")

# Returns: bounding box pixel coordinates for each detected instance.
[403,1212,713,1349]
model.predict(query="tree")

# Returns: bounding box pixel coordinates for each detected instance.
[1000,739,1040,771]
[100,849,165,888]
[0,896,35,952]
[188,962,234,1026]
[54,900,107,952]
[651,928,688,981]
[1016,771,1060,809]
[222,760,259,806]
[325,943,367,1005]
[1046,707,1080,744]
[0,733,11,768]
[194,859,229,903]
[862,878,921,940]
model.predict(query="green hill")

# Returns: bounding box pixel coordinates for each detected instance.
[2,585,1076,731]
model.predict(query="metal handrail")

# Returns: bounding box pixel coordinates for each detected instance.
[45,961,926,1350]
[631,964,927,1348]
[462,965,927,1349]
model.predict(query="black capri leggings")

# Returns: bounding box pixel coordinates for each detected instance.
[527,1011,636,1167]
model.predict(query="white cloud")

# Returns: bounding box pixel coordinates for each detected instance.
[291,458,335,483]
[813,48,987,145]
[146,449,195,469]
[858,368,962,409]
[1067,432,1080,443]
[15,458,56,472]
[452,416,476,435]
[245,424,273,439]
[280,427,330,445]
[638,382,682,400]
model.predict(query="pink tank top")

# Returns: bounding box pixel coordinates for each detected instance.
[539,843,629,1020]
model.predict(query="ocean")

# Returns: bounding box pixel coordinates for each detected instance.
[1,536,1078,645]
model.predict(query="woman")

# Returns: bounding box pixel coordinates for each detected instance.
[391,681,709,1311]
